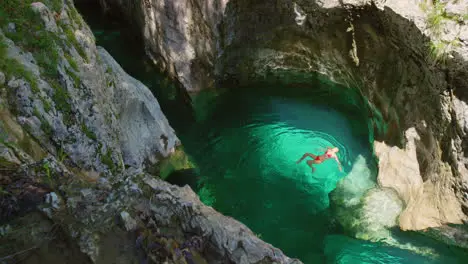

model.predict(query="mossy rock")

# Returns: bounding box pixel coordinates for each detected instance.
[0,109,47,161]
[157,146,196,180]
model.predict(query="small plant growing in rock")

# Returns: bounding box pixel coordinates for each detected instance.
[42,161,52,185]
[58,147,68,162]
[64,52,79,71]
[33,107,53,138]
[50,80,74,126]
[427,38,461,66]
[420,0,464,66]
[81,122,97,141]
[59,21,89,62]
[420,0,448,36]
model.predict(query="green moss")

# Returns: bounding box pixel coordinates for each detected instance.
[81,122,97,141]
[35,48,60,79]
[67,7,84,28]
[156,146,196,179]
[1,1,61,75]
[100,147,116,172]
[42,97,52,112]
[50,79,73,126]
[61,23,88,62]
[47,0,63,13]
[64,52,79,71]
[0,36,40,93]
[33,107,53,137]
[0,1,66,96]
[65,67,80,88]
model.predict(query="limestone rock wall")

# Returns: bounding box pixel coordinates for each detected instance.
[93,0,228,92]
[1,1,301,263]
[1,0,179,173]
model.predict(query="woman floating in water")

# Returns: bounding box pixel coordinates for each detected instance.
[296,147,343,173]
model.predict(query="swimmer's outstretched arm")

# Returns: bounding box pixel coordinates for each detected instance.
[334,156,343,171]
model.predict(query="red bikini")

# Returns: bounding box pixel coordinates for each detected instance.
[316,152,333,161]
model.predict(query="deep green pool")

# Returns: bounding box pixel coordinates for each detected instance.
[181,87,371,263]
[75,3,468,263]
[178,86,467,264]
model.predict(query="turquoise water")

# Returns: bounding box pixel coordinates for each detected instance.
[180,88,371,263]
[75,4,468,263]
[180,87,468,263]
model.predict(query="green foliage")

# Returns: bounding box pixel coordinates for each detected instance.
[0,121,9,145]
[47,0,63,13]
[0,0,61,79]
[65,67,80,88]
[421,0,467,35]
[50,80,73,126]
[58,147,68,162]
[64,52,79,71]
[33,107,53,137]
[67,6,84,28]
[81,122,97,141]
[42,160,52,184]
[61,24,88,62]
[41,97,52,112]
[100,147,116,172]
[0,186,10,196]
[0,36,39,93]
[419,0,465,66]
[35,49,60,79]
[0,1,88,130]
[425,0,447,35]
[427,38,461,66]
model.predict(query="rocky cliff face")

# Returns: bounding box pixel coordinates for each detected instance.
[0,1,300,263]
[1,0,179,173]
[95,0,229,92]
[98,0,468,245]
